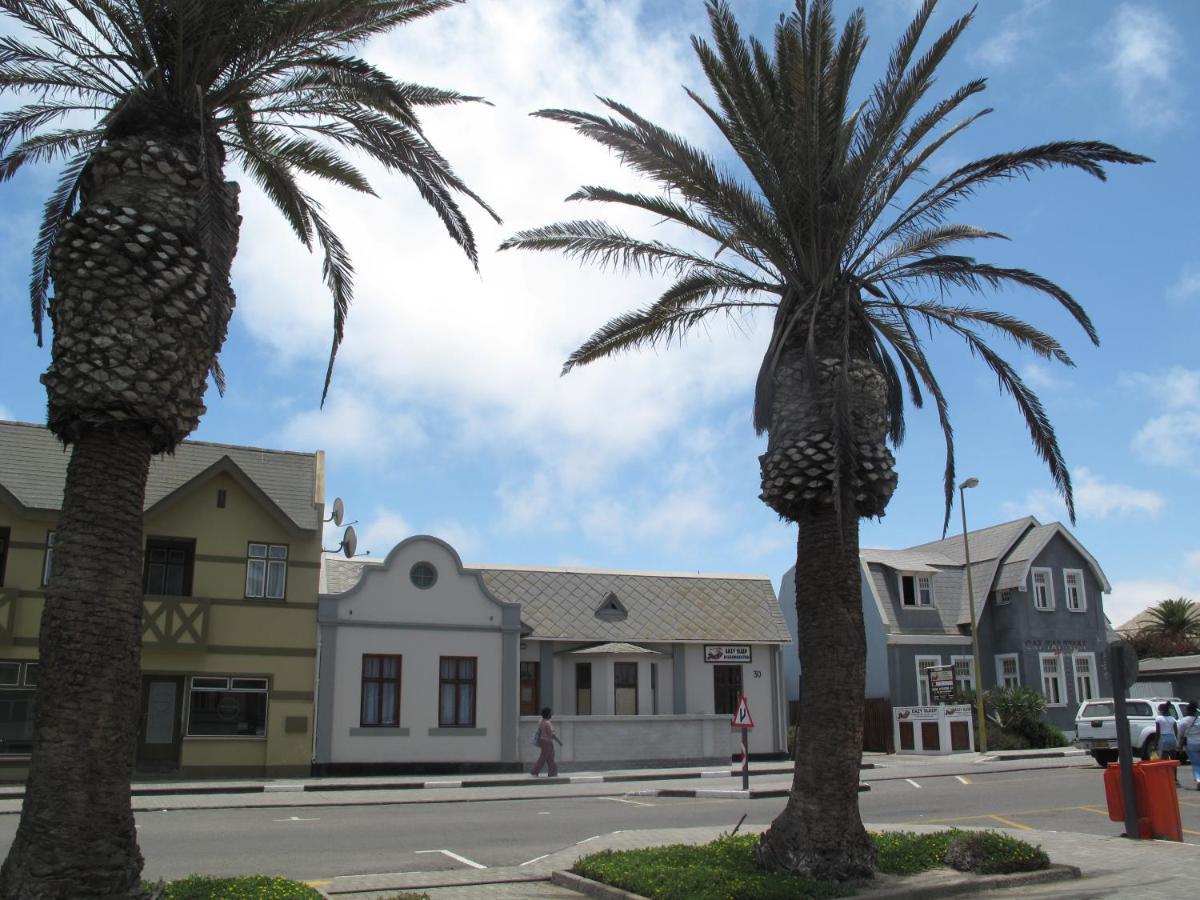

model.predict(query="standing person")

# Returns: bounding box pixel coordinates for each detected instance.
[530,707,564,777]
[1179,702,1200,790]
[1156,702,1179,783]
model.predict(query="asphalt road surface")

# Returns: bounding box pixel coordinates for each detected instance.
[1,761,1197,883]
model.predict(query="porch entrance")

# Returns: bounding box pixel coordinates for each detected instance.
[136,675,184,772]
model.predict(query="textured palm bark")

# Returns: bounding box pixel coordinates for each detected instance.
[755,500,875,881]
[0,426,153,898]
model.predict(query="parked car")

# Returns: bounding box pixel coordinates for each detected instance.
[1074,697,1188,767]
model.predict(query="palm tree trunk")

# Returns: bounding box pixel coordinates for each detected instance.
[756,497,875,881]
[0,424,153,899]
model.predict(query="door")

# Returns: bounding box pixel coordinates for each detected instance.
[137,675,184,771]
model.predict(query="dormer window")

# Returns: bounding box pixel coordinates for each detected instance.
[899,573,934,608]
[595,592,628,622]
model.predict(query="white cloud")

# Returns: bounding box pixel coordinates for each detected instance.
[1186,550,1200,572]
[1002,466,1165,522]
[1168,265,1200,304]
[1021,361,1067,392]
[1127,367,1200,468]
[277,390,427,464]
[1108,579,1200,630]
[355,507,414,559]
[229,1,772,546]
[971,0,1047,68]
[0,404,12,421]
[1100,4,1183,130]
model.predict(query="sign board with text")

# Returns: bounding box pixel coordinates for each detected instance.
[704,644,752,663]
[927,664,956,703]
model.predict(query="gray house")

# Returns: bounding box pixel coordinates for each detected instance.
[782,516,1113,741]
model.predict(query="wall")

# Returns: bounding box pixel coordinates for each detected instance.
[518,715,731,767]
[317,536,520,768]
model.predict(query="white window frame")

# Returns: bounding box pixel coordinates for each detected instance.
[41,530,55,586]
[1072,652,1098,703]
[245,542,288,600]
[898,572,936,608]
[915,655,942,706]
[1039,653,1066,707]
[1031,567,1055,611]
[995,653,1020,689]
[1063,569,1086,613]
[950,655,975,694]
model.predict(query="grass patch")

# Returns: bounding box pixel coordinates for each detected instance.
[145,874,428,899]
[574,829,1050,900]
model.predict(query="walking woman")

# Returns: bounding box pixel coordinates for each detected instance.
[1156,702,1179,783]
[530,707,564,777]
[1179,702,1200,789]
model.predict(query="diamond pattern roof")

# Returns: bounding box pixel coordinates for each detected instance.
[0,420,320,531]
[322,557,790,644]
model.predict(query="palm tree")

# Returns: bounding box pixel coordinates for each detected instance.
[0,1,495,895]
[501,0,1147,880]
[1140,598,1200,655]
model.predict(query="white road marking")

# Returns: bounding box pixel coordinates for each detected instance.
[596,797,654,807]
[575,835,601,845]
[955,776,971,785]
[537,811,551,815]
[273,816,320,822]
[906,779,922,789]
[520,854,550,866]
[415,849,487,869]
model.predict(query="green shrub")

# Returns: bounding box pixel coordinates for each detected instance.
[984,726,1030,751]
[573,834,852,899]
[147,875,324,899]
[985,686,1046,735]
[871,831,958,875]
[942,831,1050,874]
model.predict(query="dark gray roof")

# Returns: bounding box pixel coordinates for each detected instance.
[322,556,791,644]
[1139,655,1200,675]
[0,420,321,532]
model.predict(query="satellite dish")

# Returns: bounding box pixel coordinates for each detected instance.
[326,497,345,526]
[341,525,357,559]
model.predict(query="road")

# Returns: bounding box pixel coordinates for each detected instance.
[1,760,1197,883]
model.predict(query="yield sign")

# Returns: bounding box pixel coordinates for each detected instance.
[731,692,754,728]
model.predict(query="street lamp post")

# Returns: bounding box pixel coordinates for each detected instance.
[959,477,987,754]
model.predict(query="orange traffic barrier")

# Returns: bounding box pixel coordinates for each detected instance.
[1104,760,1183,841]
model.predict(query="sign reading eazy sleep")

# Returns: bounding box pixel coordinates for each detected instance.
[704,644,752,663]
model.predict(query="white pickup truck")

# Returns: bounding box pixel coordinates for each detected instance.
[1074,697,1187,767]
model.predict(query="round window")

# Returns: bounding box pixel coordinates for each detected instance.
[410,561,437,589]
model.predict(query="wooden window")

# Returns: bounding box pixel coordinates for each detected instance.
[950,656,975,694]
[246,543,288,599]
[143,538,195,596]
[575,662,592,715]
[1063,570,1086,612]
[713,665,743,715]
[438,657,476,727]
[995,654,1020,689]
[1039,653,1065,706]
[0,528,8,587]
[915,655,941,706]
[186,676,268,737]
[0,658,38,755]
[614,662,638,715]
[520,661,540,716]
[899,573,934,607]
[1031,568,1054,610]
[41,531,55,586]
[1073,652,1097,702]
[360,655,401,727]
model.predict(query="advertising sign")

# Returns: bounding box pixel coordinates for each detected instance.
[704,644,752,663]
[927,664,956,703]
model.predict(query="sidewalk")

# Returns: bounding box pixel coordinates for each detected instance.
[317,821,1200,899]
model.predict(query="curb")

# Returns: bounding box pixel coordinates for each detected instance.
[987,750,1085,761]
[630,783,870,800]
[551,864,1081,900]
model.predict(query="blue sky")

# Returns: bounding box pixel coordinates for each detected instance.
[1,0,1197,627]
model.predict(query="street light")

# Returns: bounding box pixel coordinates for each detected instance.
[959,477,987,754]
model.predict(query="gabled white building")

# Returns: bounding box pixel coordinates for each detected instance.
[314,535,790,772]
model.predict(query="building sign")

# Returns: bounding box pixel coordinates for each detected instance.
[895,705,972,721]
[1023,638,1089,652]
[927,664,956,703]
[704,644,751,663]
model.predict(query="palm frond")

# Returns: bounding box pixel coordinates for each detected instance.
[29,149,88,343]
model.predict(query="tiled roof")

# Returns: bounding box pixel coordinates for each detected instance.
[561,642,665,655]
[1139,655,1200,674]
[0,420,321,531]
[322,556,791,644]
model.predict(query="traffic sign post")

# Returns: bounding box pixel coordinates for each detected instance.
[731,693,754,791]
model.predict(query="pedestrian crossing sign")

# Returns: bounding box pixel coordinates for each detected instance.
[731,693,754,728]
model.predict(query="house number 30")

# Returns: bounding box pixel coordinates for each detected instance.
[752,670,762,678]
